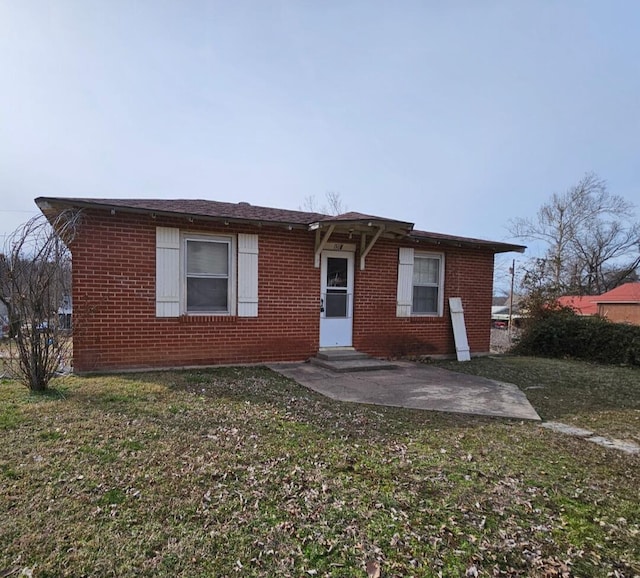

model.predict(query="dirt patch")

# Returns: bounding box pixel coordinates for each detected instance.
[490,327,520,353]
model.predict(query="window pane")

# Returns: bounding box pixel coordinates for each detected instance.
[413,257,439,285]
[187,278,228,312]
[187,241,228,275]
[325,292,348,317]
[327,258,348,288]
[413,286,438,314]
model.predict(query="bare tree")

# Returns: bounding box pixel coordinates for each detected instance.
[300,191,347,215]
[569,214,640,293]
[0,210,81,391]
[509,173,640,295]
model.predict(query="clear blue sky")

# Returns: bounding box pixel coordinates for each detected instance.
[1,1,639,271]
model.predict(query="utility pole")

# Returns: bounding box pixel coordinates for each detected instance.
[508,259,515,338]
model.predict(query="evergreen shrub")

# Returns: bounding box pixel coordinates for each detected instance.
[513,310,640,366]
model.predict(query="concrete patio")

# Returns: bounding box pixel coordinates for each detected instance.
[268,360,541,421]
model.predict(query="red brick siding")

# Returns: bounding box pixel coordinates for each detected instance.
[598,303,640,325]
[352,239,494,357]
[70,209,495,371]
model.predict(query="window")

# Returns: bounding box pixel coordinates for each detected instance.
[185,236,232,314]
[396,248,444,318]
[412,255,442,315]
[156,228,258,318]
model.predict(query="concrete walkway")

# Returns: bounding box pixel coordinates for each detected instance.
[268,360,541,421]
[541,421,640,454]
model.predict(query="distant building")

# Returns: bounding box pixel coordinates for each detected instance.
[557,282,640,326]
[491,295,523,328]
[596,282,640,325]
[557,295,599,316]
[58,295,72,330]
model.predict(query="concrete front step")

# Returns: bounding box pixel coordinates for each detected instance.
[315,349,369,362]
[310,355,398,373]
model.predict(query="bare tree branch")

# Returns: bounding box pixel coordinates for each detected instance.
[300,192,347,215]
[1,210,82,391]
[510,173,640,295]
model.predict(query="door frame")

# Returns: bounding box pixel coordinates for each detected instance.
[319,250,355,348]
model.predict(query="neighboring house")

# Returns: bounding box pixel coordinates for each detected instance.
[557,283,640,324]
[492,296,508,307]
[58,295,73,330]
[596,282,640,325]
[491,295,523,328]
[36,197,525,373]
[557,295,599,316]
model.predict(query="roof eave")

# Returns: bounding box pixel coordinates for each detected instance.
[35,197,311,231]
[34,197,528,253]
[408,234,526,254]
[308,218,414,240]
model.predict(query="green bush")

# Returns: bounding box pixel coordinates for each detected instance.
[514,310,640,366]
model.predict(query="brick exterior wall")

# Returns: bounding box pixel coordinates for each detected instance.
[70,209,496,372]
[353,240,494,357]
[598,303,640,325]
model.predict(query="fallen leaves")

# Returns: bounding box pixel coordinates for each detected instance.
[0,367,638,577]
[365,559,381,578]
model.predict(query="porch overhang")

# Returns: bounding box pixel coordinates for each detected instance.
[310,216,414,268]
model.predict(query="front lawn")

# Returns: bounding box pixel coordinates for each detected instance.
[435,355,640,443]
[1,360,638,577]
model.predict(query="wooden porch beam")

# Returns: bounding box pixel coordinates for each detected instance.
[314,224,335,267]
[359,225,385,270]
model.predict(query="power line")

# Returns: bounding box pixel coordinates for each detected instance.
[0,209,38,213]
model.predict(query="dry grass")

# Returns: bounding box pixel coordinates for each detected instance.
[1,361,638,577]
[434,355,640,442]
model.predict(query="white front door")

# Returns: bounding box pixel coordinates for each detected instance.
[319,251,354,347]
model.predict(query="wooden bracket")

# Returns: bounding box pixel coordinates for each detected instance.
[359,225,384,270]
[314,224,335,267]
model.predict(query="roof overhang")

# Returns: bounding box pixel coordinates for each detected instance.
[309,217,414,238]
[35,197,315,231]
[35,197,527,264]
[408,231,526,254]
[309,217,414,269]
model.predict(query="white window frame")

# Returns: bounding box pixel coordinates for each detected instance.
[182,233,236,316]
[412,252,445,316]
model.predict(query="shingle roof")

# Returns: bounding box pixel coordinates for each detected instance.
[409,228,525,253]
[35,196,526,254]
[596,282,640,303]
[322,211,403,222]
[36,197,329,225]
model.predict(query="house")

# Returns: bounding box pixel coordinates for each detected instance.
[557,283,640,324]
[596,282,640,325]
[557,295,599,316]
[491,294,523,328]
[58,295,73,330]
[35,197,525,373]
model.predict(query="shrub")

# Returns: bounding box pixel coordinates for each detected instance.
[514,310,640,366]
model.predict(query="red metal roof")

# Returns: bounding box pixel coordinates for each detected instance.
[596,282,640,304]
[557,295,599,316]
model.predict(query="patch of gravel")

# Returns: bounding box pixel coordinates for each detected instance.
[490,328,520,354]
